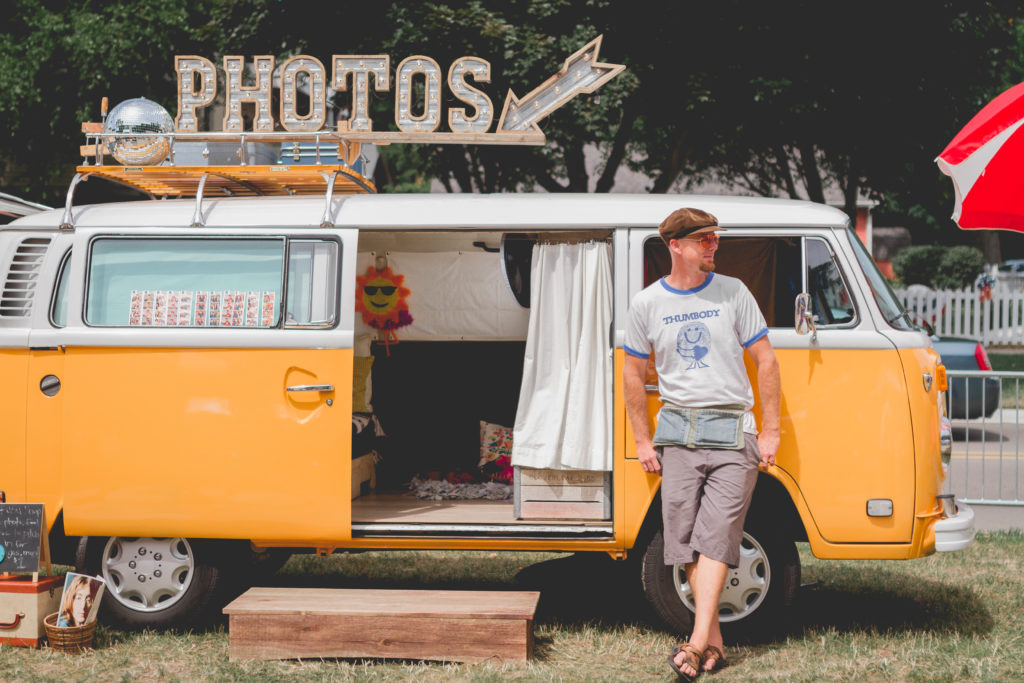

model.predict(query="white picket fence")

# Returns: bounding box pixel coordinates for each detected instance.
[896,285,1024,346]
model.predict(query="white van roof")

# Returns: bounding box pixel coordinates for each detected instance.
[7,193,849,231]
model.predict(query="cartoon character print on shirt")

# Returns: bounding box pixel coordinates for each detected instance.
[676,321,711,369]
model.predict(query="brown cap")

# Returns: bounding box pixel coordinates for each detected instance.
[658,208,726,244]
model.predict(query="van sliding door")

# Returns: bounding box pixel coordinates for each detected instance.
[57,228,357,543]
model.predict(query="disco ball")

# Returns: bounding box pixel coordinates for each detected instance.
[104,97,174,165]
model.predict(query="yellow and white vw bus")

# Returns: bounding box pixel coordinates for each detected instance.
[0,167,972,634]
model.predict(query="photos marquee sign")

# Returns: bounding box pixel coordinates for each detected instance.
[174,36,624,145]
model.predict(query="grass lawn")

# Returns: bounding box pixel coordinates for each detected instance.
[1,531,1021,682]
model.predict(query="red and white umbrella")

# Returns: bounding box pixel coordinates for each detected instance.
[936,81,1024,231]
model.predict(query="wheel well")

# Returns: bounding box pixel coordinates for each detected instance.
[47,511,80,566]
[750,473,807,542]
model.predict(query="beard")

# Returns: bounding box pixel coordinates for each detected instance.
[700,262,716,273]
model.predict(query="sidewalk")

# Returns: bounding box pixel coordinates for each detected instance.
[969,503,1024,531]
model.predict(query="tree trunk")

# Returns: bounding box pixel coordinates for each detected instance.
[595,106,637,193]
[843,173,859,231]
[565,143,588,192]
[977,231,1002,265]
[798,142,826,204]
[774,144,799,199]
[651,130,691,194]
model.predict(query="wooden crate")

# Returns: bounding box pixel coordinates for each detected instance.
[514,466,611,520]
[0,575,63,647]
[223,587,539,663]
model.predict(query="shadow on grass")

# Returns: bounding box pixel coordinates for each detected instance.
[199,550,992,646]
[511,555,994,641]
[793,565,994,637]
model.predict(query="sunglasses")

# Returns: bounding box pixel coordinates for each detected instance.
[364,285,397,296]
[681,233,720,248]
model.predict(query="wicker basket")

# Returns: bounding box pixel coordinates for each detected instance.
[43,612,97,653]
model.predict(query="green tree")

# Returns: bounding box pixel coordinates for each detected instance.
[892,246,947,287]
[3,0,1023,246]
[934,246,986,289]
[0,0,213,202]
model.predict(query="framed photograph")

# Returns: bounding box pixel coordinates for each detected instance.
[55,572,106,628]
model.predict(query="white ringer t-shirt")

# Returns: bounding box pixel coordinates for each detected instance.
[624,273,768,433]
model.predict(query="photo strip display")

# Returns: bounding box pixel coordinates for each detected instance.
[129,290,277,327]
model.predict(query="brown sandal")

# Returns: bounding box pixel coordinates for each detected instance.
[702,644,727,672]
[667,642,703,681]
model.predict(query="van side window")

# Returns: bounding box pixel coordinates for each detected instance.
[285,240,339,327]
[86,238,285,327]
[643,236,801,328]
[51,250,71,328]
[806,237,855,326]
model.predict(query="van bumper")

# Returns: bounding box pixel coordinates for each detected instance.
[934,499,975,552]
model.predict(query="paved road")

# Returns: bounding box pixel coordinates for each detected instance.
[949,408,1024,530]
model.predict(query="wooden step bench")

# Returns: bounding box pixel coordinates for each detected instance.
[223,587,540,663]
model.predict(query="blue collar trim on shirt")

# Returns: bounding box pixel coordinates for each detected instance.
[660,273,713,295]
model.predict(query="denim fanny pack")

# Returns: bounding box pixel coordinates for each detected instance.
[651,403,745,450]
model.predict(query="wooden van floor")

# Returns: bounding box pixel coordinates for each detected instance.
[351,493,606,526]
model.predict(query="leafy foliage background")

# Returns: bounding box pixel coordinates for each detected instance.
[2,0,1023,252]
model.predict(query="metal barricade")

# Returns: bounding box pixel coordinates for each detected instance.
[945,369,1024,505]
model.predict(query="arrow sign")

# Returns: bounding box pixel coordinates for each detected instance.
[496,35,625,136]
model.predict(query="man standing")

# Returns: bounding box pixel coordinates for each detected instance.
[623,208,780,680]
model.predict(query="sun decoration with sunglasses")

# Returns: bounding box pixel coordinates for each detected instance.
[355,264,413,351]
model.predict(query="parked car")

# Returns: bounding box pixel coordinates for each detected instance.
[932,336,1001,419]
[998,259,1024,274]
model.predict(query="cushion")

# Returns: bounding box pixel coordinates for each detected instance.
[352,356,374,413]
[354,334,373,357]
[479,420,513,483]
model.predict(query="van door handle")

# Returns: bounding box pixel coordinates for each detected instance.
[286,384,334,392]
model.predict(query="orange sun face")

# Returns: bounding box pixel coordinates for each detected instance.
[355,266,412,330]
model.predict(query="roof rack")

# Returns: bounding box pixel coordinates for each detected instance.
[61,128,378,230]
[77,126,376,199]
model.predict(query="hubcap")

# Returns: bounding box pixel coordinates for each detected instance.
[672,532,770,623]
[100,537,194,613]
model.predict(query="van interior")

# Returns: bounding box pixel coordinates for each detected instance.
[350,229,612,531]
[349,230,851,531]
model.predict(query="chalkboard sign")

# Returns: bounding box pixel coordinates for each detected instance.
[0,504,45,573]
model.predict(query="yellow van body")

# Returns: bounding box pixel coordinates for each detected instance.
[0,192,971,633]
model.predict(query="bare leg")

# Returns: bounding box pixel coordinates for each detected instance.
[673,554,728,677]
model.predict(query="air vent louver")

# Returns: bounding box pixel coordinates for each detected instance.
[0,237,51,318]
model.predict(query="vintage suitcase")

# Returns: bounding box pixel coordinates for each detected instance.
[0,575,63,647]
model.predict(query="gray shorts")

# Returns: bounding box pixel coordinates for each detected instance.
[660,434,760,568]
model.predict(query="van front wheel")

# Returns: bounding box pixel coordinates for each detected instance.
[77,536,222,629]
[640,523,800,640]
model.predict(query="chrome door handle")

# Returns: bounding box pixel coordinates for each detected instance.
[286,384,334,392]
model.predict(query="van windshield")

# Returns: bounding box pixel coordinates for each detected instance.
[845,228,915,331]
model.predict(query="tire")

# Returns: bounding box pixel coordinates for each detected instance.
[77,536,223,629]
[640,520,800,641]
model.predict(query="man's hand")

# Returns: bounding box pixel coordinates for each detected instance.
[757,428,780,467]
[637,440,661,473]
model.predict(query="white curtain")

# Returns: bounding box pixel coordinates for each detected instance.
[512,241,613,471]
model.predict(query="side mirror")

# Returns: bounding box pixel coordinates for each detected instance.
[795,293,818,342]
